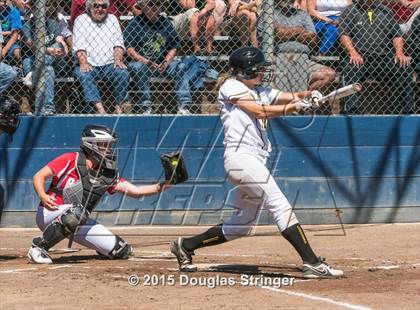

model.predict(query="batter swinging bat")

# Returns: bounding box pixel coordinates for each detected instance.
[318,83,362,102]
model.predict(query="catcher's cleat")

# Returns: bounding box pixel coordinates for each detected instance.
[302,257,343,279]
[27,246,53,264]
[170,238,197,272]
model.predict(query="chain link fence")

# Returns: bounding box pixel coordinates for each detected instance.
[1,0,418,115]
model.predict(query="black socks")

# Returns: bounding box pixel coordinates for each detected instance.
[182,224,228,252]
[281,223,319,265]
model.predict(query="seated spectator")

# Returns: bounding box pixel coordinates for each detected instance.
[0,23,17,94]
[166,0,199,41]
[0,0,22,64]
[21,0,65,115]
[70,0,141,27]
[191,0,227,54]
[73,0,129,114]
[268,0,335,92]
[307,0,351,54]
[228,0,261,47]
[338,0,414,114]
[125,0,193,114]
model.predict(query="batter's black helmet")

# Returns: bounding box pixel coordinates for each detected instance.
[229,46,273,82]
[0,95,20,136]
[80,124,118,170]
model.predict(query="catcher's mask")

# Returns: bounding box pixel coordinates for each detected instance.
[0,95,20,136]
[80,124,118,170]
[229,46,273,83]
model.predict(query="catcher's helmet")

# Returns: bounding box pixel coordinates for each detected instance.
[0,95,20,135]
[80,124,118,170]
[229,46,273,82]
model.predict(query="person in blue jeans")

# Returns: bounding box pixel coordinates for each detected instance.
[308,0,351,54]
[124,0,192,114]
[21,2,64,115]
[0,24,17,94]
[73,0,129,114]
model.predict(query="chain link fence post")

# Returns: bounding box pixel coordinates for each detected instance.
[33,0,46,115]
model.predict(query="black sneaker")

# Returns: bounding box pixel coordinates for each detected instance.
[170,238,197,272]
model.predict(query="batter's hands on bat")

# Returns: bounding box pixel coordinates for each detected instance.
[310,90,323,107]
[394,53,411,68]
[295,99,314,112]
[40,193,59,211]
[349,51,364,67]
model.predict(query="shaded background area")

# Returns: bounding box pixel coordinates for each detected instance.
[0,115,419,227]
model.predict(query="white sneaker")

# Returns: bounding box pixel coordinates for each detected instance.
[302,257,343,278]
[27,246,53,264]
[22,72,33,88]
[178,107,191,115]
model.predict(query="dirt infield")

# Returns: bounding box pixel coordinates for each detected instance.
[1,223,419,310]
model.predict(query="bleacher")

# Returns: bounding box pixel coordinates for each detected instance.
[4,6,419,115]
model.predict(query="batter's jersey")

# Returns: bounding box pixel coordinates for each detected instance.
[219,78,281,156]
[43,152,124,206]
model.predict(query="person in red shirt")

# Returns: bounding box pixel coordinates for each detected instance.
[27,124,172,264]
[69,0,141,27]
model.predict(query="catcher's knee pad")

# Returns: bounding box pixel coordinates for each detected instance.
[109,235,133,259]
[33,221,69,250]
[60,203,89,234]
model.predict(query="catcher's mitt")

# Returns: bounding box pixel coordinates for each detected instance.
[160,151,188,184]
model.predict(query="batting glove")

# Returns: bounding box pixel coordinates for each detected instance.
[310,90,323,107]
[295,99,313,112]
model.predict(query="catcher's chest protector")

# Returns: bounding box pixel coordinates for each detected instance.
[76,152,118,212]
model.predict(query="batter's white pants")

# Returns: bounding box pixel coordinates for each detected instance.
[36,204,117,256]
[222,151,298,240]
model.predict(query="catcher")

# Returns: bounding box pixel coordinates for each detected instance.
[27,124,188,264]
[0,95,20,137]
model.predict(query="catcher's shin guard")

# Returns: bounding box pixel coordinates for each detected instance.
[108,235,133,259]
[32,222,69,250]
[33,204,89,251]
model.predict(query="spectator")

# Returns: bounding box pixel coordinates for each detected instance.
[70,0,141,27]
[0,23,17,94]
[191,0,227,54]
[338,0,414,114]
[0,0,22,64]
[73,0,129,114]
[56,11,73,77]
[228,0,261,47]
[385,0,420,34]
[21,0,65,115]
[166,0,199,40]
[11,0,30,18]
[268,0,336,92]
[307,0,352,54]
[125,0,192,114]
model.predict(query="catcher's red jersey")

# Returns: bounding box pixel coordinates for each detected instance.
[44,152,124,206]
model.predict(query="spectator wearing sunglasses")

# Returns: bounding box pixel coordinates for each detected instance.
[73,0,129,114]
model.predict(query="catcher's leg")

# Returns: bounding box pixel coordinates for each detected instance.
[73,219,133,259]
[28,203,89,264]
